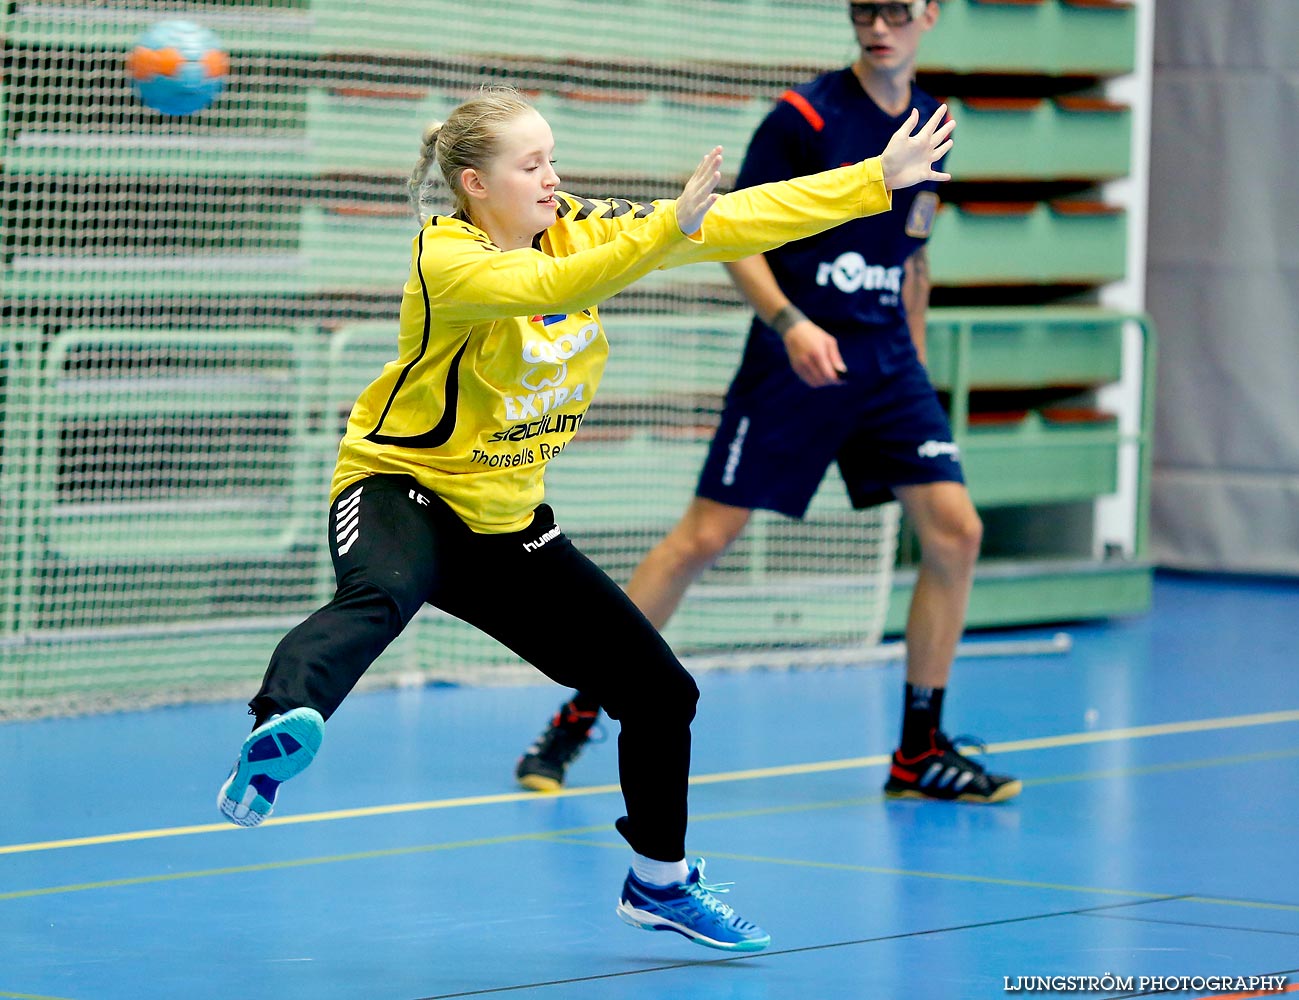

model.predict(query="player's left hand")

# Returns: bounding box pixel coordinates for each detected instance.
[677,146,723,235]
[880,105,954,190]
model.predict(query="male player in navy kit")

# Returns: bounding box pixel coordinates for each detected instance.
[516,0,1021,804]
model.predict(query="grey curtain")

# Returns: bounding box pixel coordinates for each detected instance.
[1146,0,1299,573]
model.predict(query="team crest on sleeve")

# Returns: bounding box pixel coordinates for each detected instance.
[905,191,940,238]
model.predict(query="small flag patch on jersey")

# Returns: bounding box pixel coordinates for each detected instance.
[906,191,940,238]
[530,314,567,326]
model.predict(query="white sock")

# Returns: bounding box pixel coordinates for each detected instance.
[632,853,690,887]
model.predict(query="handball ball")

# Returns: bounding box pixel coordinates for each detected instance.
[126,20,228,116]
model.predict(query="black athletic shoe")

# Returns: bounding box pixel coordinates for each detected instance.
[883,731,1022,804]
[515,699,600,792]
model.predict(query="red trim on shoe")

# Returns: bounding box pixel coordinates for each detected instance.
[560,701,599,727]
[892,745,941,767]
[894,729,945,766]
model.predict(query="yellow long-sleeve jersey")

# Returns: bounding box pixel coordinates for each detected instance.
[330,157,890,533]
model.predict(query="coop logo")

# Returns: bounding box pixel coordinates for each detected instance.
[520,322,599,391]
[816,252,903,295]
[918,439,960,460]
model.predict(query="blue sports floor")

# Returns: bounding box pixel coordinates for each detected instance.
[3,571,1298,1000]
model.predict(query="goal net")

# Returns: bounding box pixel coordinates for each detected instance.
[0,0,900,717]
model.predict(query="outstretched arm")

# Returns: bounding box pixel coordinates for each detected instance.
[660,105,954,268]
[418,108,952,323]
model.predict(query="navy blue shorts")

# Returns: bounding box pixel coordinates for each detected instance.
[696,324,964,519]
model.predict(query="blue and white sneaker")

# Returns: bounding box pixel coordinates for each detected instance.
[217,708,325,827]
[616,858,771,952]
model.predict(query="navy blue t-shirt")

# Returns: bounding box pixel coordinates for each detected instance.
[735,69,944,340]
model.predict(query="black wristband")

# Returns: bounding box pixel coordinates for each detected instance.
[770,303,807,336]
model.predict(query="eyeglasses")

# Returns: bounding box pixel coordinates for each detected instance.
[849,1,926,27]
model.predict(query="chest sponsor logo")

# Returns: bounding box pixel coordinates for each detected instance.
[491,409,584,441]
[470,438,568,467]
[816,252,903,296]
[521,321,599,391]
[471,446,535,468]
[503,384,586,422]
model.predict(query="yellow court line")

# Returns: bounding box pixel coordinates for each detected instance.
[0,785,622,855]
[683,746,1299,825]
[987,709,1299,753]
[2,707,1297,857]
[0,992,77,1000]
[5,748,1299,905]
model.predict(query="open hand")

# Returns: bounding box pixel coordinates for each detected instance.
[783,319,847,388]
[677,146,723,235]
[880,105,954,190]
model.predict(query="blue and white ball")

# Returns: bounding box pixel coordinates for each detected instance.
[126,20,228,116]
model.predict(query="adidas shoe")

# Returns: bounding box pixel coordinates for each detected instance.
[515,699,600,792]
[616,858,771,952]
[884,731,1022,804]
[218,707,325,827]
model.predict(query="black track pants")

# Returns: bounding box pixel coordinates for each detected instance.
[251,474,699,861]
